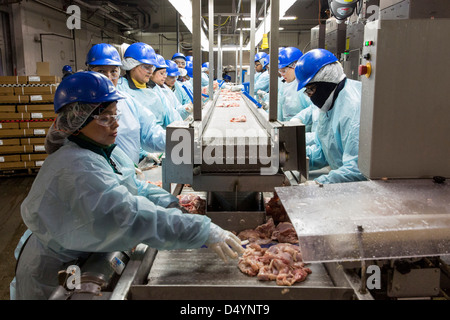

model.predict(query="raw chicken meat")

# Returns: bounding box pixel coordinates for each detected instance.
[176,194,206,215]
[230,115,246,122]
[237,218,275,245]
[237,218,298,245]
[264,193,288,223]
[271,222,299,244]
[238,243,311,286]
[216,102,240,108]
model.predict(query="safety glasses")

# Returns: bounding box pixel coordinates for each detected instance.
[303,84,317,96]
[90,110,121,127]
[140,64,155,73]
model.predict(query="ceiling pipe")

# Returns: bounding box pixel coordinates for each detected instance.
[72,0,134,29]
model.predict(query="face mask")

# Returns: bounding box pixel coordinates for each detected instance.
[310,82,338,111]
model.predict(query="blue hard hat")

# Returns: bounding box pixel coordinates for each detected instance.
[295,49,338,90]
[255,52,269,68]
[185,55,193,62]
[172,52,186,61]
[53,71,125,113]
[124,42,157,65]
[185,61,193,78]
[62,65,73,73]
[223,74,231,81]
[154,54,169,69]
[166,60,181,77]
[278,47,303,69]
[202,62,209,69]
[86,43,122,66]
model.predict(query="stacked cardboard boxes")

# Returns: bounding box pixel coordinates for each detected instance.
[0,75,60,174]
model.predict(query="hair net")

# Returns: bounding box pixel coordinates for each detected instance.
[121,57,143,71]
[45,102,98,154]
[311,62,345,84]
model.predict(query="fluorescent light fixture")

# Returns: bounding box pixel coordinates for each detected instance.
[169,0,210,51]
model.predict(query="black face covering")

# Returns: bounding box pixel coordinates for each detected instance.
[309,82,338,109]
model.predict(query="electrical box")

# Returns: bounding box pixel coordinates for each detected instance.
[380,0,450,19]
[358,19,450,179]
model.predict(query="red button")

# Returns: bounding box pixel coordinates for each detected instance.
[359,65,368,75]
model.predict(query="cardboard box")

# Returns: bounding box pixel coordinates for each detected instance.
[0,154,21,162]
[0,76,28,85]
[21,153,48,161]
[17,104,54,112]
[0,95,30,104]
[0,128,48,138]
[0,113,31,120]
[27,75,60,84]
[36,62,50,76]
[20,137,45,145]
[13,86,56,95]
[30,111,56,119]
[0,138,20,146]
[0,88,14,96]
[0,122,20,129]
[28,94,54,103]
[0,144,34,154]
[0,105,16,113]
[0,161,27,170]
[19,121,53,129]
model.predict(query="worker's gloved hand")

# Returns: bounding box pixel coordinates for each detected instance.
[289,117,302,124]
[205,223,245,263]
[260,101,269,111]
[231,85,243,92]
[184,102,193,113]
[147,152,163,165]
[257,90,268,99]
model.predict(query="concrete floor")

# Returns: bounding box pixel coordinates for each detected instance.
[0,176,34,300]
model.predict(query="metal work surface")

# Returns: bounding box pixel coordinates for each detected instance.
[129,249,353,300]
[276,179,450,263]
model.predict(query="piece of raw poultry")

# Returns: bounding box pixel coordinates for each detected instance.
[0,0,449,307]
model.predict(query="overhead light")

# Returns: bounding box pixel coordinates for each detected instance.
[169,0,210,51]
[280,16,297,20]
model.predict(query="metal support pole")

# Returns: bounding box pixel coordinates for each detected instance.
[218,15,222,80]
[193,0,202,121]
[208,0,214,99]
[239,27,243,84]
[269,0,280,122]
[249,0,256,96]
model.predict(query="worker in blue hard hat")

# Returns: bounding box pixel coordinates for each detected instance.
[276,47,312,121]
[85,43,166,165]
[172,52,189,82]
[10,71,244,300]
[117,42,183,130]
[253,52,270,96]
[61,65,73,79]
[201,62,211,87]
[164,59,193,120]
[295,48,367,184]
